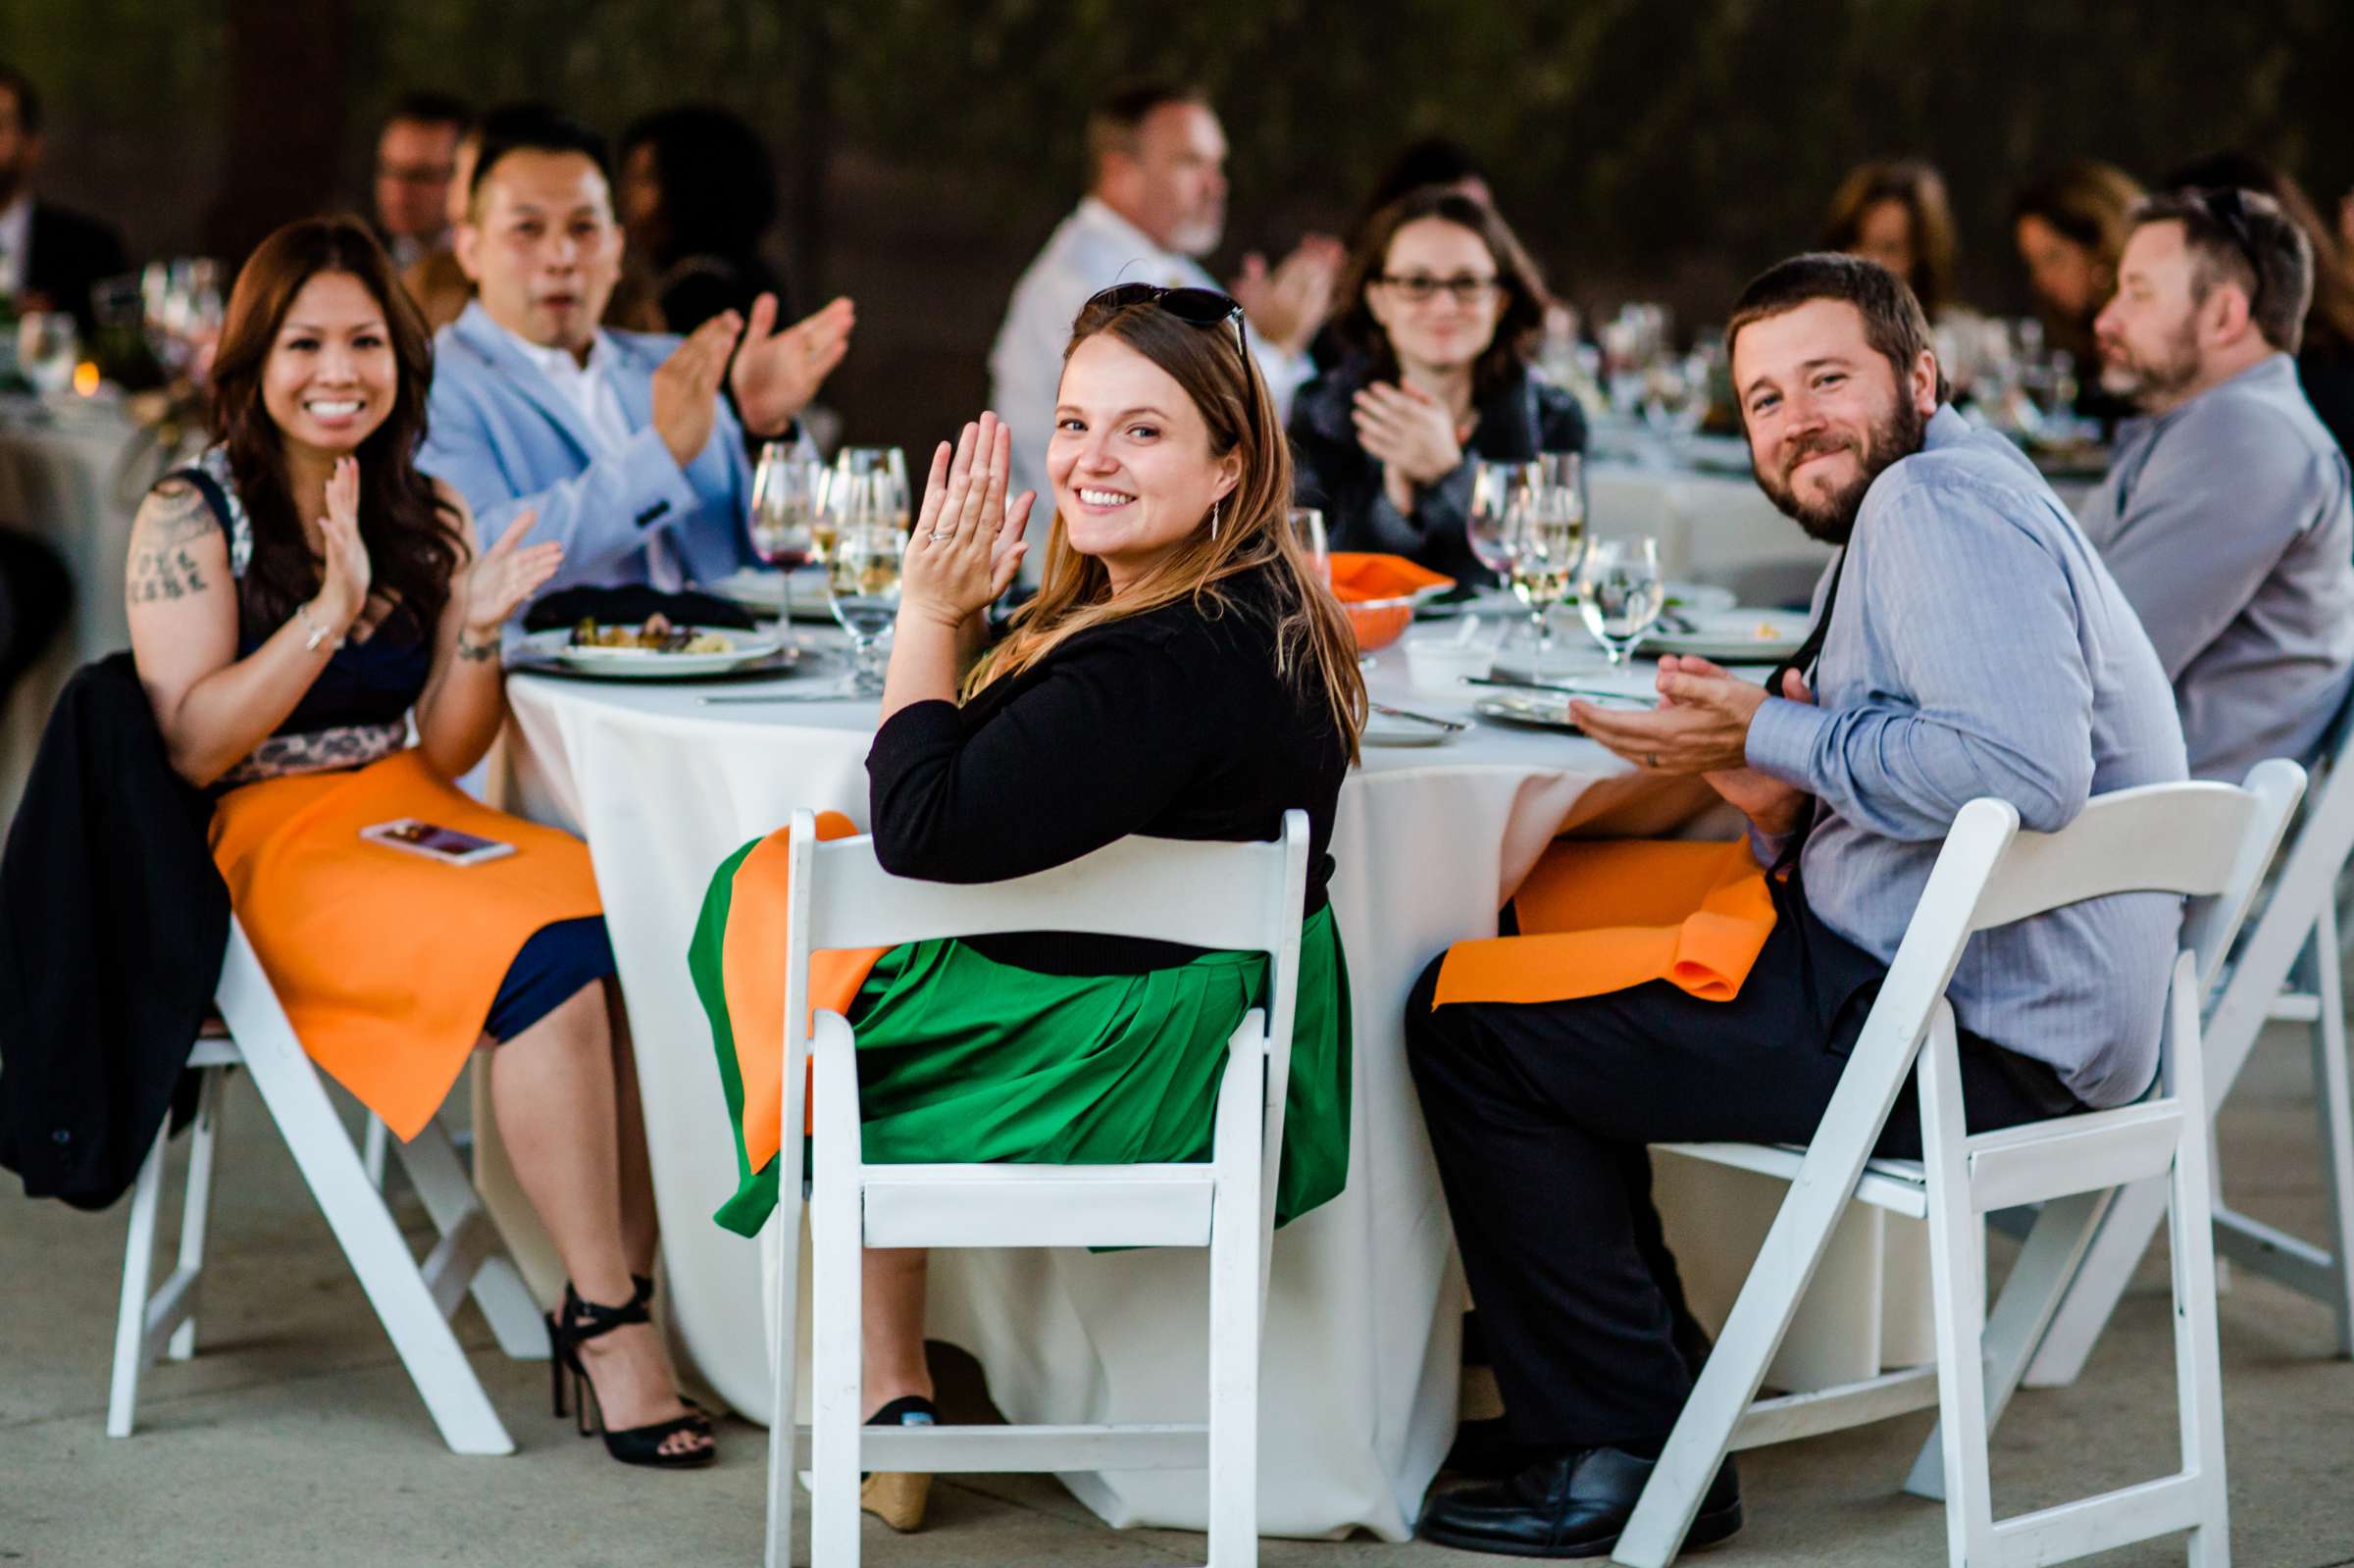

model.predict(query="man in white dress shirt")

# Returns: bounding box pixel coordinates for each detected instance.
[988,83,1343,562]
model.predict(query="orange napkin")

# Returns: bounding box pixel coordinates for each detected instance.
[1435,837,1776,1007]
[1328,552,1455,603]
[720,811,890,1168]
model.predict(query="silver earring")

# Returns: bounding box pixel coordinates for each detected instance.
[1209,500,1220,540]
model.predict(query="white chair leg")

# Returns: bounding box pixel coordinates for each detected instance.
[390,1116,548,1360]
[809,1027,864,1568]
[1206,1043,1264,1568]
[1905,1187,2109,1501]
[220,930,512,1455]
[2307,901,2354,1358]
[167,1068,229,1361]
[1917,1020,1998,1566]
[106,1118,174,1439]
[2170,1021,2233,1566]
[764,1200,806,1568]
[363,1112,390,1191]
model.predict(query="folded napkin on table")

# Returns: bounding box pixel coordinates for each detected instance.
[1327,552,1456,603]
[1435,836,1776,1007]
[522,584,759,633]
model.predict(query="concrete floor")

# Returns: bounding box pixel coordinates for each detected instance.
[5,1030,2352,1568]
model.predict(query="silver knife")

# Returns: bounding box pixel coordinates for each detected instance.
[1370,702,1467,733]
[1460,675,1652,703]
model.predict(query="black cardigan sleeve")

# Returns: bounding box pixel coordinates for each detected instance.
[865,628,1215,885]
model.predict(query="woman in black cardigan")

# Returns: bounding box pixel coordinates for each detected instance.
[694,287,1365,1534]
[1290,188,1587,585]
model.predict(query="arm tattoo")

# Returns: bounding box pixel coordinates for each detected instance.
[456,634,501,663]
[127,482,222,605]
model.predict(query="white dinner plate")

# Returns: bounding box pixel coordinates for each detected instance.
[524,626,784,679]
[1472,685,1650,731]
[1644,607,1809,662]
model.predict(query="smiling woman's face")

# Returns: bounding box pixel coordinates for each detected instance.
[260,271,397,458]
[1047,332,1239,587]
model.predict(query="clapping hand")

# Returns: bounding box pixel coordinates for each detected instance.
[1575,654,1816,835]
[460,509,563,638]
[730,294,855,437]
[650,313,741,468]
[1354,380,1468,485]
[899,412,1033,632]
[1230,233,1344,357]
[313,456,371,632]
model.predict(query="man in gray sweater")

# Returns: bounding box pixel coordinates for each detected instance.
[2080,186,2354,781]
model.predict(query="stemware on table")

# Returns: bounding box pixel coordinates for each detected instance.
[1576,535,1666,667]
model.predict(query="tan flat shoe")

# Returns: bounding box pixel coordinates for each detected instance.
[860,1471,931,1532]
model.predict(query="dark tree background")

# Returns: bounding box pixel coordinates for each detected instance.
[5,0,2350,453]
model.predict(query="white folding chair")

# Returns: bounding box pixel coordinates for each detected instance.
[2025,718,2354,1386]
[108,916,547,1453]
[1613,763,2304,1568]
[760,809,1311,1568]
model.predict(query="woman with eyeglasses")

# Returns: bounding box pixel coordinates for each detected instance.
[691,283,1364,1534]
[1289,187,1585,585]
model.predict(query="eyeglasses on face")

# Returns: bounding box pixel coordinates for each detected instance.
[1373,274,1502,305]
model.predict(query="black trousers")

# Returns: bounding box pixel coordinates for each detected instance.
[1405,874,2080,1449]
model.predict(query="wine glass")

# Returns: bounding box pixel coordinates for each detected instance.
[1467,460,1537,582]
[1510,504,1584,684]
[18,313,78,398]
[1289,507,1330,584]
[827,519,903,694]
[836,446,910,532]
[1577,536,1666,667]
[747,443,823,569]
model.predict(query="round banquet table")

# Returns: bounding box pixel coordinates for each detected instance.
[480,629,1926,1542]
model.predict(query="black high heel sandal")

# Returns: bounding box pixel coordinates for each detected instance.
[546,1281,717,1468]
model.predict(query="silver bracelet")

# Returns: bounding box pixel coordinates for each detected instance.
[294,600,345,653]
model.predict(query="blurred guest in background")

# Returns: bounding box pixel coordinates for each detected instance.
[372,91,470,272]
[419,105,851,594]
[1821,158,1960,320]
[2164,151,2354,457]
[2081,187,2354,781]
[990,82,1344,558]
[1291,188,1581,585]
[1353,137,1493,237]
[2012,161,2143,360]
[0,63,128,336]
[616,105,787,333]
[0,526,70,707]
[399,117,482,331]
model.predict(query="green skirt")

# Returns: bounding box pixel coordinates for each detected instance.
[688,840,1353,1239]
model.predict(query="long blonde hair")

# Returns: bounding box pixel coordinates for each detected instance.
[970,297,1367,761]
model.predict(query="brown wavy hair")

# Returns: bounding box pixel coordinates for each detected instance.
[1331,187,1551,404]
[1821,159,1959,319]
[971,296,1367,761]
[207,215,464,644]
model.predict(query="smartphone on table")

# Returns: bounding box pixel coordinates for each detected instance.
[360,819,517,866]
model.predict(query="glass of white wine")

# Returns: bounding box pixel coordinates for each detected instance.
[1577,536,1665,667]
[1509,508,1584,683]
[836,446,910,532]
[827,519,903,694]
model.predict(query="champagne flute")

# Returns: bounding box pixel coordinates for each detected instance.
[1577,536,1666,667]
[1289,507,1330,585]
[1467,459,1538,586]
[827,518,902,694]
[1509,508,1582,683]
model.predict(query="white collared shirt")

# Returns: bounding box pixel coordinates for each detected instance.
[987,195,1314,572]
[0,195,32,296]
[490,317,686,588]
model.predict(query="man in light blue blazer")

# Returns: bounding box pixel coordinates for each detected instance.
[419,105,853,593]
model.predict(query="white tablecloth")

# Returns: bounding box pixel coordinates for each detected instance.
[0,402,162,824]
[484,632,1923,1540]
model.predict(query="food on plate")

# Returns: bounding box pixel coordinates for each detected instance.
[568,613,736,654]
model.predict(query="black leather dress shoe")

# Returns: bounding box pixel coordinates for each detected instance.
[1418,1446,1741,1558]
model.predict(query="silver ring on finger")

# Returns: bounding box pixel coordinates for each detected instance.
[931,529,954,541]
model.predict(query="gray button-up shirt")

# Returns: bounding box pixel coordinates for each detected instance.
[2075,353,2354,783]
[1748,407,2188,1108]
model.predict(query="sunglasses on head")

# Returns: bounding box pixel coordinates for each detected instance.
[1085,283,1251,361]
